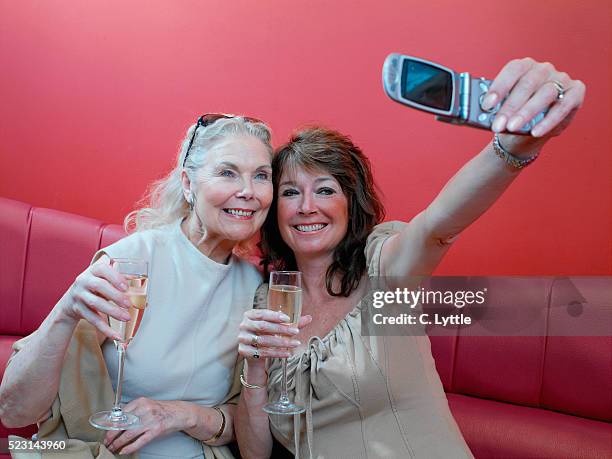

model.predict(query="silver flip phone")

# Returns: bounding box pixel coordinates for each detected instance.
[382,53,545,134]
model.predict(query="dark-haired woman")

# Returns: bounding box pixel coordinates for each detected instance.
[234,58,585,458]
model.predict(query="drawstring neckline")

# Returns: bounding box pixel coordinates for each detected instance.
[277,308,363,459]
[294,336,325,459]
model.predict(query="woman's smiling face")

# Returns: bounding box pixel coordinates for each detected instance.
[276,166,349,259]
[191,134,273,243]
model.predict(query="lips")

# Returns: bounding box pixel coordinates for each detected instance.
[223,208,255,219]
[294,223,328,233]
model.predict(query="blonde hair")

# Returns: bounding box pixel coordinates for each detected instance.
[125,116,273,234]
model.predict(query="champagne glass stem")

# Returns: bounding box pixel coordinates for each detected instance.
[279,358,289,405]
[112,343,127,418]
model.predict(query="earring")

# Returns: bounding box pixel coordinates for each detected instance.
[187,195,194,210]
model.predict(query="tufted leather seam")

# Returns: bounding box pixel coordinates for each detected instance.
[18,206,34,334]
[450,323,461,394]
[97,223,106,251]
[537,277,555,408]
[448,330,459,393]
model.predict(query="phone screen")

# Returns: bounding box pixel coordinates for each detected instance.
[401,60,453,111]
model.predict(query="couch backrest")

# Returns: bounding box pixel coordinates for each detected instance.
[429,277,612,423]
[1,197,610,425]
[0,197,126,335]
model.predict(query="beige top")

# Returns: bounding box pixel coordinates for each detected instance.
[255,221,473,459]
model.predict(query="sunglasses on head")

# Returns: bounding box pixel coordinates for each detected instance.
[182,113,263,167]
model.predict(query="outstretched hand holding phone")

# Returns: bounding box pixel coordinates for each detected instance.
[383,54,585,139]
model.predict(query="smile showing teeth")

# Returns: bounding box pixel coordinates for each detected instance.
[295,224,326,233]
[224,209,254,217]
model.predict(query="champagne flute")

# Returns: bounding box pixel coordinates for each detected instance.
[263,271,305,415]
[89,258,149,430]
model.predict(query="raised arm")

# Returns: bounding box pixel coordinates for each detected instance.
[0,256,132,427]
[380,58,585,279]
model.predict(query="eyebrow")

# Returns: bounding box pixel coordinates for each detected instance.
[279,176,335,187]
[216,161,271,171]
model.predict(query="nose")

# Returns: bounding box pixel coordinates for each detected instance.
[298,194,317,215]
[236,177,254,200]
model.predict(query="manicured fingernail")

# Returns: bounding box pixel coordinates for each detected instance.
[492,114,507,133]
[482,92,497,110]
[531,125,544,137]
[123,298,131,308]
[279,313,290,322]
[289,328,299,334]
[291,340,301,346]
[507,116,524,132]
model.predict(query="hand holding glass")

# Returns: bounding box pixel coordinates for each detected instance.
[89,258,149,430]
[263,271,305,415]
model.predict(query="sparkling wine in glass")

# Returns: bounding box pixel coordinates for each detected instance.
[263,271,305,415]
[89,258,149,430]
[108,273,148,343]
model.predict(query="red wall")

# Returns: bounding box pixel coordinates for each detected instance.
[0,1,610,276]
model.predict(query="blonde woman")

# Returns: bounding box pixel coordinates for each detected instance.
[0,114,274,458]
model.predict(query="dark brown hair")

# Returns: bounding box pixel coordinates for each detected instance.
[259,127,385,297]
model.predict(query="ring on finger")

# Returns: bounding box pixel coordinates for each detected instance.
[548,80,565,100]
[253,349,260,359]
[251,334,259,348]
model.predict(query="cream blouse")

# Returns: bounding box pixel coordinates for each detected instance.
[255,221,473,459]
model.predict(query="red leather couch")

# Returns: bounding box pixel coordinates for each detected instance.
[428,278,612,458]
[0,197,125,457]
[1,196,610,458]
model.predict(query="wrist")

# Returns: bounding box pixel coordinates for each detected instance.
[244,360,268,385]
[54,291,81,325]
[169,400,200,432]
[51,302,79,331]
[179,402,199,431]
[497,133,546,159]
[202,406,226,443]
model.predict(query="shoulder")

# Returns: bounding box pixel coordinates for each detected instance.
[230,257,265,303]
[225,258,265,314]
[365,221,409,276]
[231,256,264,284]
[367,221,409,244]
[91,223,173,265]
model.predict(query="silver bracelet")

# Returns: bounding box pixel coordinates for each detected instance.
[492,133,539,169]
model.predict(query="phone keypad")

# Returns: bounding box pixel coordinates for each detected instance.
[478,80,502,114]
[477,78,542,133]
